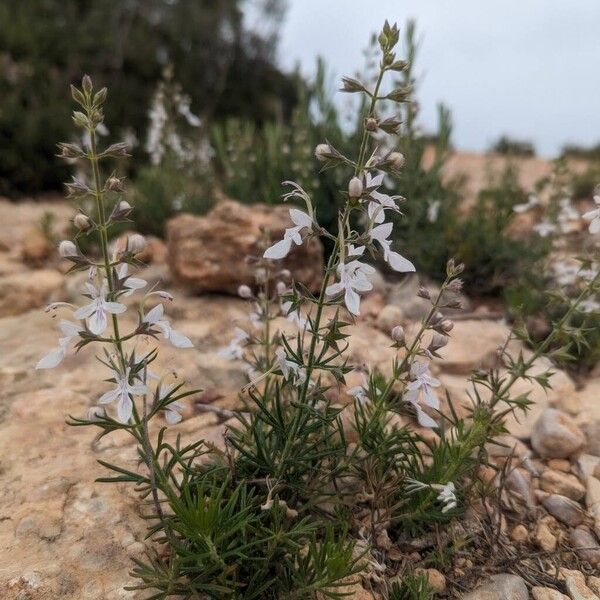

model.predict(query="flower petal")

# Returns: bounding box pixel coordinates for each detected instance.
[36,347,65,369]
[144,304,164,325]
[98,387,120,404]
[344,287,361,316]
[103,302,127,314]
[385,250,416,273]
[169,329,194,348]
[264,237,292,259]
[88,309,108,335]
[117,393,133,423]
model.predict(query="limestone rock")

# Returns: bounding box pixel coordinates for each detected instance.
[532,587,570,600]
[539,469,586,501]
[20,227,54,264]
[0,269,63,317]
[414,568,446,594]
[167,200,324,294]
[462,573,528,600]
[542,494,585,527]
[570,528,600,566]
[375,304,405,334]
[535,521,558,552]
[531,409,585,459]
[565,574,599,600]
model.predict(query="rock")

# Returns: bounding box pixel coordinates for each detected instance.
[586,477,600,513]
[565,574,599,600]
[375,304,405,334]
[573,380,600,457]
[20,227,54,264]
[532,588,570,600]
[167,200,324,294]
[510,524,529,543]
[576,455,600,480]
[434,319,509,375]
[318,583,373,600]
[542,494,585,527]
[588,578,600,596]
[462,573,528,600]
[570,528,600,566]
[539,469,586,501]
[531,409,585,459]
[0,269,63,317]
[535,522,558,552]
[414,568,446,594]
[547,459,572,472]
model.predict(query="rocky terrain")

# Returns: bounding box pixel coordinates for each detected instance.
[1,196,600,599]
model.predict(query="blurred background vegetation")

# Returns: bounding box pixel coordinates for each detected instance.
[2,1,600,373]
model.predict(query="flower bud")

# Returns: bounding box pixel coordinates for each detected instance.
[107,177,124,192]
[446,278,463,293]
[128,234,146,255]
[73,213,92,231]
[388,151,405,170]
[348,177,363,199]
[391,325,405,344]
[276,281,287,295]
[314,143,330,162]
[440,319,454,333]
[238,284,253,299]
[417,286,431,300]
[365,117,378,132]
[429,333,449,352]
[82,74,93,94]
[58,240,78,258]
[111,200,133,220]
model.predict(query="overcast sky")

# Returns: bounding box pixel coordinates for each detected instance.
[276,0,600,157]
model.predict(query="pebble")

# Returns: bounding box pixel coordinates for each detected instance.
[564,575,599,600]
[540,469,586,501]
[542,494,585,527]
[536,521,558,552]
[532,587,570,600]
[462,573,528,600]
[547,459,572,473]
[588,578,600,596]
[586,477,600,513]
[510,524,529,543]
[414,568,446,594]
[576,454,600,479]
[570,528,600,566]
[531,409,586,459]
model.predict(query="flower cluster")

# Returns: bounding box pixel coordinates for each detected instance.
[37,76,194,425]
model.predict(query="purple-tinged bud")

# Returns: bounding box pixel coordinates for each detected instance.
[446,278,464,293]
[73,213,92,231]
[429,311,444,326]
[388,152,405,170]
[315,143,330,162]
[417,286,431,300]
[111,200,132,220]
[279,269,291,279]
[391,325,405,344]
[58,240,78,258]
[238,284,253,299]
[440,319,454,333]
[82,74,93,94]
[365,117,378,132]
[156,291,174,301]
[276,281,287,295]
[429,333,449,352]
[128,234,146,255]
[348,177,364,199]
[107,177,124,192]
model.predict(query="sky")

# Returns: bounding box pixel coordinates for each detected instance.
[276,0,600,157]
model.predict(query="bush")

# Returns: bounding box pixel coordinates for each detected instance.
[490,135,536,157]
[38,28,600,597]
[0,0,293,196]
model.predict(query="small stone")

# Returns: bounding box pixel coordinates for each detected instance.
[570,528,600,566]
[586,477,600,513]
[510,524,529,543]
[576,455,600,480]
[532,409,585,459]
[375,304,405,334]
[565,574,599,600]
[588,577,600,596]
[462,573,528,600]
[542,494,585,527]
[414,568,446,594]
[532,587,570,600]
[540,469,586,501]
[536,522,558,552]
[547,459,572,472]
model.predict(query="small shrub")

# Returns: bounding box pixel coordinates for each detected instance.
[490,135,536,157]
[38,24,600,598]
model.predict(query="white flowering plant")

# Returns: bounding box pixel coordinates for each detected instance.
[41,23,600,599]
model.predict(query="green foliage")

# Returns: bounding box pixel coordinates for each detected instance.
[0,0,292,196]
[490,135,536,157]
[389,571,433,600]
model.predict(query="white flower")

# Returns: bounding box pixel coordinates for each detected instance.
[218,327,249,359]
[326,259,375,316]
[369,222,415,273]
[432,481,457,513]
[143,304,193,348]
[36,320,82,369]
[117,263,147,297]
[157,383,184,424]
[58,240,78,258]
[74,281,126,335]
[364,171,401,224]
[98,367,148,423]
[403,361,440,428]
[347,376,369,405]
[583,194,600,234]
[513,194,539,213]
[275,347,306,386]
[263,209,312,259]
[533,221,556,237]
